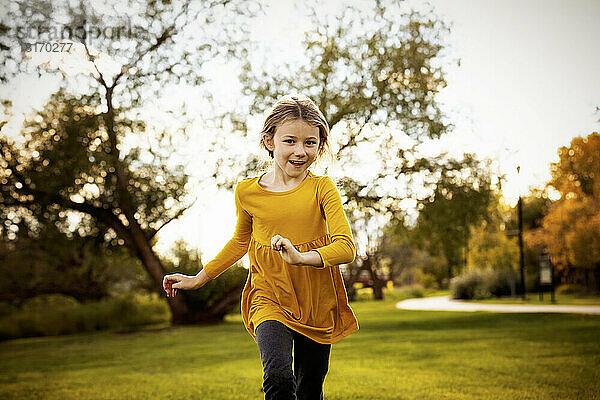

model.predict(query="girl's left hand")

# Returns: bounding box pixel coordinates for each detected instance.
[271,235,303,265]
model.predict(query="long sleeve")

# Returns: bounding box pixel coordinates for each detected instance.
[233,172,359,345]
[202,183,252,279]
[313,176,356,267]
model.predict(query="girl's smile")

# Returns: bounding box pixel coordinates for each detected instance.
[262,119,321,188]
[290,160,306,167]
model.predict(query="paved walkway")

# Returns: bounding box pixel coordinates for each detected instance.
[396,295,600,315]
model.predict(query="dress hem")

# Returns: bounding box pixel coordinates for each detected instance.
[247,315,359,345]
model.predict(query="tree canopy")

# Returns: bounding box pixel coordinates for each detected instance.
[0,0,256,323]
[549,132,600,200]
[527,132,600,291]
[222,1,461,299]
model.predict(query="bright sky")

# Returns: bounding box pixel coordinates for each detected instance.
[157,0,600,260]
[2,0,599,261]
[418,0,600,201]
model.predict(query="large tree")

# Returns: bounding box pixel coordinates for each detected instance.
[549,132,600,200]
[527,132,600,291]
[0,212,148,307]
[410,154,496,283]
[467,196,518,276]
[217,1,455,299]
[0,0,255,323]
[377,218,445,289]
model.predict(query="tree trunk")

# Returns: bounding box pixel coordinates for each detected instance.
[443,245,456,287]
[172,284,244,324]
[104,81,242,325]
[584,267,590,293]
[126,225,192,324]
[102,85,194,324]
[344,261,363,302]
[595,263,600,294]
[463,239,469,270]
[365,255,385,301]
[372,279,385,300]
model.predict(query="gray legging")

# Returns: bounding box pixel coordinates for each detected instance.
[255,320,332,400]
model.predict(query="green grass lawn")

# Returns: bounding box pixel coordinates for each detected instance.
[1,296,599,400]
[460,293,600,306]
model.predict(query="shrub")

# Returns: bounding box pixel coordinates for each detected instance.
[406,284,425,298]
[0,302,18,317]
[556,284,584,296]
[180,265,247,314]
[21,293,80,312]
[483,268,517,297]
[421,273,439,289]
[451,268,519,300]
[451,269,485,300]
[163,241,248,316]
[0,292,170,341]
[350,284,435,302]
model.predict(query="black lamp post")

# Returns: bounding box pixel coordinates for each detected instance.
[517,166,526,300]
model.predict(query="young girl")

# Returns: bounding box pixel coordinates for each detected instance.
[163,94,359,400]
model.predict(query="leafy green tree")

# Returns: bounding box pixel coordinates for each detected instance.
[505,189,553,232]
[468,221,518,272]
[0,0,254,323]
[162,240,248,322]
[503,189,554,292]
[0,216,148,307]
[379,220,445,289]
[467,196,519,298]
[219,0,454,299]
[412,154,496,283]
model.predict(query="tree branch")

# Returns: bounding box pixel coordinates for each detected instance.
[148,199,197,240]
[113,3,192,88]
[0,144,131,243]
[78,13,109,90]
[335,107,375,157]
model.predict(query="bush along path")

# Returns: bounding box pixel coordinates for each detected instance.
[396,296,600,315]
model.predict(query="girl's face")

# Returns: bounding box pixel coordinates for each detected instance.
[263,119,321,180]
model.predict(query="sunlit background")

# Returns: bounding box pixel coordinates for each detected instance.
[172,0,600,259]
[1,0,599,259]
[2,2,600,398]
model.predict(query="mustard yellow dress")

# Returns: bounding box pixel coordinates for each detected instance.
[202,171,359,344]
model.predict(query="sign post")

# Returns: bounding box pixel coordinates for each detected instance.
[539,249,555,302]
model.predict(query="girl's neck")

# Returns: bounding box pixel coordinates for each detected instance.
[261,168,310,191]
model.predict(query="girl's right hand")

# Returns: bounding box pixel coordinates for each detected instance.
[163,273,202,297]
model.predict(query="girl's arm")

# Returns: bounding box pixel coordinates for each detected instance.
[271,235,323,266]
[201,183,253,279]
[163,269,210,297]
[163,184,251,297]
[312,176,356,267]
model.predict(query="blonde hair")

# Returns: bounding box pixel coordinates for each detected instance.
[260,94,331,159]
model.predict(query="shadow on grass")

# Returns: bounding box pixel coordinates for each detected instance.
[114,326,176,335]
[351,309,600,346]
